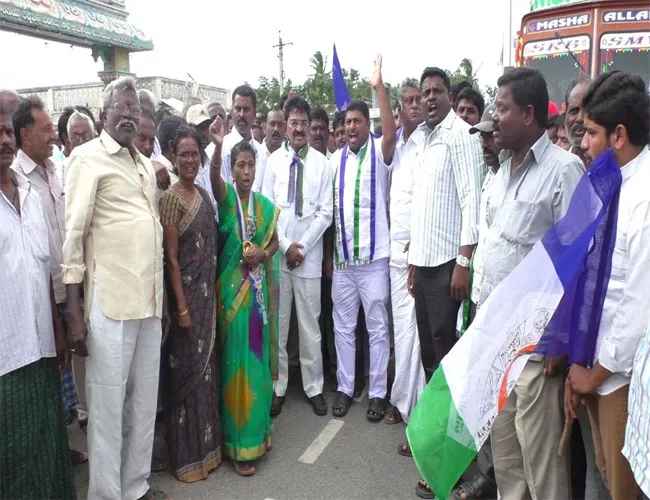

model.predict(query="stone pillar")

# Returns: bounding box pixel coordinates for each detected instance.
[92,45,135,85]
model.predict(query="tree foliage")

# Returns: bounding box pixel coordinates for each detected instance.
[252,54,494,116]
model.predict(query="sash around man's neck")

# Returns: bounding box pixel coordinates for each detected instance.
[286,142,309,217]
[334,137,377,267]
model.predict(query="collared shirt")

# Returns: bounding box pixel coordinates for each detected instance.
[62,131,164,321]
[390,127,425,268]
[623,321,650,497]
[207,129,267,191]
[409,110,484,268]
[153,137,161,159]
[262,145,333,278]
[330,135,391,266]
[595,147,650,395]
[12,149,67,303]
[0,171,57,377]
[473,133,584,308]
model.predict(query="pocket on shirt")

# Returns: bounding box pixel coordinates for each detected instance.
[276,181,291,208]
[497,199,537,246]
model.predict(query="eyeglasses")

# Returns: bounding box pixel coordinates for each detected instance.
[178,152,201,162]
[110,102,141,117]
[288,119,309,128]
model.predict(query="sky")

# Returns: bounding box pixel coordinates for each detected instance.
[0,0,532,95]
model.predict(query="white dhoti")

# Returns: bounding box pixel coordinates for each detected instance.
[332,258,390,399]
[86,277,161,500]
[275,271,324,398]
[389,247,426,422]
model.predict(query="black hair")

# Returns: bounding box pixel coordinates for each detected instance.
[58,105,95,142]
[451,80,473,99]
[346,100,370,122]
[158,115,188,155]
[232,85,257,111]
[230,140,257,169]
[171,126,202,155]
[547,113,562,129]
[310,108,329,129]
[285,96,310,118]
[497,67,549,129]
[420,67,451,91]
[13,96,45,149]
[455,87,485,117]
[155,104,172,126]
[279,93,290,110]
[582,71,650,147]
[332,111,346,130]
[265,107,285,121]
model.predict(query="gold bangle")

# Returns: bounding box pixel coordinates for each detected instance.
[210,160,221,169]
[176,309,189,317]
[264,249,270,262]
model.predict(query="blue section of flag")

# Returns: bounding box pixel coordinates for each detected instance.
[536,149,622,367]
[332,44,351,111]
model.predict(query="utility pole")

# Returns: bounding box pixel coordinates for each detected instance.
[273,31,293,95]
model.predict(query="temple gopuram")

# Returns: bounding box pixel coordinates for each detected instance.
[0,0,152,84]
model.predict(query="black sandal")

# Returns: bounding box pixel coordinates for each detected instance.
[331,391,352,418]
[397,441,412,457]
[416,478,434,499]
[366,397,386,422]
[384,405,403,424]
[270,394,285,418]
[451,474,496,500]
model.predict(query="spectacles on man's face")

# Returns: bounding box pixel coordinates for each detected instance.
[288,119,309,129]
[110,102,141,117]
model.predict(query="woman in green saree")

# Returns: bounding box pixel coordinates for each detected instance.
[208,117,280,477]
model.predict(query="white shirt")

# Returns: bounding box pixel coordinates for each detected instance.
[12,150,66,304]
[193,152,218,213]
[470,167,497,306]
[595,147,650,396]
[0,172,57,377]
[390,127,424,244]
[207,129,267,192]
[330,135,391,266]
[262,145,333,278]
[153,153,179,208]
[408,111,484,268]
[623,321,650,497]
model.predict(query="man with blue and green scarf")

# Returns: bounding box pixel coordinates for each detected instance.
[328,56,397,421]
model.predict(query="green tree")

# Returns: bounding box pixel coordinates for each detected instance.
[298,51,335,112]
[252,76,295,116]
[483,84,498,103]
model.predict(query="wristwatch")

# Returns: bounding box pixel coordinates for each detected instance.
[456,255,470,268]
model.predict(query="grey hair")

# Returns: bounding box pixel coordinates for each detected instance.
[102,76,139,111]
[67,110,96,137]
[137,88,157,110]
[399,78,420,104]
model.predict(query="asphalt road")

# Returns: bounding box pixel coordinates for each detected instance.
[69,378,423,500]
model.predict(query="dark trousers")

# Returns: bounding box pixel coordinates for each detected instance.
[413,260,460,382]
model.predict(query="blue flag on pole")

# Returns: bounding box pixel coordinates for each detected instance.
[332,44,351,111]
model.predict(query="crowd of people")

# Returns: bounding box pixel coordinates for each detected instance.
[1,56,649,500]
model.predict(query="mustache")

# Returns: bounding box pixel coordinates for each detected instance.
[0,147,14,155]
[118,119,137,128]
[569,123,586,140]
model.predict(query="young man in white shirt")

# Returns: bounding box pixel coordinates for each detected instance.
[213,85,267,190]
[567,71,650,500]
[262,96,333,416]
[309,108,332,160]
[328,56,397,421]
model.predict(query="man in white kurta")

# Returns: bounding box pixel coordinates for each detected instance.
[262,97,333,416]
[387,80,426,424]
[329,59,397,420]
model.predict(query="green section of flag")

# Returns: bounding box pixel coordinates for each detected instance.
[406,368,477,499]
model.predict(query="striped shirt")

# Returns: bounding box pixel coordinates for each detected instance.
[623,323,650,498]
[0,171,57,377]
[408,110,483,268]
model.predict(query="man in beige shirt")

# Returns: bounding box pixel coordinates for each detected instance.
[62,77,168,500]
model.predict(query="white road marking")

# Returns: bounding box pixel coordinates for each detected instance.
[298,419,345,464]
